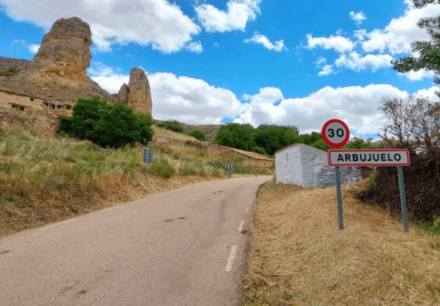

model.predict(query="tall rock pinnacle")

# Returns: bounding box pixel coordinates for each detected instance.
[127,68,152,115]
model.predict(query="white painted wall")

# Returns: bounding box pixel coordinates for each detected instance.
[275,144,303,186]
[276,144,362,189]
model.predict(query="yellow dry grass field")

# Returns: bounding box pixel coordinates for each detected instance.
[152,125,200,142]
[242,180,440,306]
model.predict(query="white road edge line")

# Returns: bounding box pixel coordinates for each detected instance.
[42,218,76,230]
[238,220,245,232]
[225,245,237,272]
[244,207,249,214]
[100,206,119,213]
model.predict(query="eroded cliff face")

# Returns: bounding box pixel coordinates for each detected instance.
[126,68,152,115]
[0,17,116,104]
[29,17,92,86]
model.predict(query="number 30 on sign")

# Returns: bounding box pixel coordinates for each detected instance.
[321,119,350,148]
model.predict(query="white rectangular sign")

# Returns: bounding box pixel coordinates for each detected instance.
[328,149,410,167]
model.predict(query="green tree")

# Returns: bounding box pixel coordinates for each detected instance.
[162,121,183,133]
[343,137,377,150]
[213,123,256,151]
[392,0,440,87]
[189,130,206,141]
[58,95,153,148]
[310,139,331,151]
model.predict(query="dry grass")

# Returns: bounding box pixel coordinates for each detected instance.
[242,180,440,306]
[152,125,200,142]
[0,126,269,237]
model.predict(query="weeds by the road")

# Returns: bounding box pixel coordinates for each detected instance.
[0,127,271,237]
[242,180,440,306]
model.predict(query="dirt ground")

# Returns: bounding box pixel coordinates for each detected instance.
[241,180,440,306]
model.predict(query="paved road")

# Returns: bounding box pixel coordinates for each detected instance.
[0,176,271,306]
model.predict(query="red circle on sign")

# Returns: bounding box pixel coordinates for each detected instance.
[321,119,350,148]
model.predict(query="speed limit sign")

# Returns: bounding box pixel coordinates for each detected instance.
[322,119,350,148]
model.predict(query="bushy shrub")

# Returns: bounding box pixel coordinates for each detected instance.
[149,159,174,179]
[179,163,197,176]
[360,97,440,222]
[160,121,182,133]
[189,130,206,141]
[253,147,267,155]
[58,96,153,148]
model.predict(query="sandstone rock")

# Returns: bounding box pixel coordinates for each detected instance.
[127,68,152,114]
[118,83,130,103]
[0,17,117,104]
[29,17,92,86]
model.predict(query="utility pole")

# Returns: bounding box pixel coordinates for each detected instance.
[12,42,17,59]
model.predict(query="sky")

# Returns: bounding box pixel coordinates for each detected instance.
[1,0,440,139]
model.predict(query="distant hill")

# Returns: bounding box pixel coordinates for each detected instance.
[154,120,221,142]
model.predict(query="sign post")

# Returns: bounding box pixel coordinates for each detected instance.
[227,163,234,178]
[327,148,411,232]
[322,119,350,230]
[143,149,154,180]
[397,166,409,232]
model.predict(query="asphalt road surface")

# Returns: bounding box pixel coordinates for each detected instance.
[0,176,272,306]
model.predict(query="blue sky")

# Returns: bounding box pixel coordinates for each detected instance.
[1,0,439,139]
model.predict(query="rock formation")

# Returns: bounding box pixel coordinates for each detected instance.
[118,83,130,103]
[127,68,152,115]
[29,17,92,85]
[0,17,116,104]
[0,17,154,117]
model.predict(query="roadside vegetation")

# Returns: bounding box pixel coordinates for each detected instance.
[0,125,271,237]
[242,180,440,306]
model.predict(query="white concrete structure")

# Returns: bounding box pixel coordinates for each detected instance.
[275,143,365,189]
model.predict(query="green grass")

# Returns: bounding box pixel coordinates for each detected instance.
[419,216,440,236]
[0,68,15,77]
[149,159,175,178]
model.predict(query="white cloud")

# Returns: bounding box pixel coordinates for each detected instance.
[314,57,326,68]
[88,64,244,124]
[318,65,334,76]
[361,2,440,54]
[335,52,394,72]
[244,32,286,51]
[234,84,409,135]
[350,11,367,25]
[413,85,440,101]
[306,34,355,53]
[398,69,435,81]
[195,0,261,33]
[27,43,40,54]
[150,73,245,124]
[354,29,367,41]
[0,0,201,53]
[185,41,203,53]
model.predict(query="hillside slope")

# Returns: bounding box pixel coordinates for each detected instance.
[154,120,221,142]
